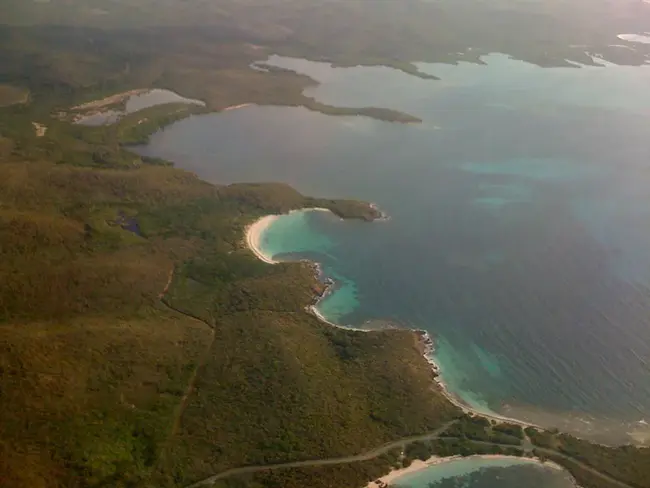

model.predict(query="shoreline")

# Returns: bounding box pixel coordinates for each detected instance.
[222,103,253,111]
[365,454,567,488]
[243,208,537,429]
[244,207,331,265]
[418,330,538,429]
[245,214,280,264]
[244,207,378,333]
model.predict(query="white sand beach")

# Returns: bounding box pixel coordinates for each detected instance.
[308,305,371,332]
[245,215,279,264]
[432,372,537,428]
[244,208,332,264]
[365,456,454,488]
[365,454,564,488]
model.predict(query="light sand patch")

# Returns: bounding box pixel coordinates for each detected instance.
[245,215,280,264]
[32,122,47,137]
[71,89,147,112]
[430,366,537,429]
[223,103,253,111]
[366,456,452,488]
[617,33,650,44]
[365,455,562,488]
[244,208,331,265]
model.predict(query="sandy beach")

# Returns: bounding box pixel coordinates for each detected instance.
[308,304,371,332]
[366,456,455,488]
[432,372,537,428]
[365,454,564,488]
[245,208,332,265]
[245,215,279,264]
[417,336,537,428]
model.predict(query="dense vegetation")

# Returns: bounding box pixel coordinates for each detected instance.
[441,415,524,446]
[1,2,650,488]
[0,145,457,488]
[525,428,650,488]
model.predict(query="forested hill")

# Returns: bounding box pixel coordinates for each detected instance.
[0,116,457,488]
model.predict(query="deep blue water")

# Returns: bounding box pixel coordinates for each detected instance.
[136,53,650,445]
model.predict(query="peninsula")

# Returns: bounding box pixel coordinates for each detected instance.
[2,82,649,488]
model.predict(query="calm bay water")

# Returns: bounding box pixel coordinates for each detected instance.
[136,53,650,445]
[391,458,575,488]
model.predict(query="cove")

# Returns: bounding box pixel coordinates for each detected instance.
[135,53,650,445]
[391,457,575,488]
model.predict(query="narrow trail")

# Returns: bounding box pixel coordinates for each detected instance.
[154,268,217,471]
[158,267,175,299]
[165,329,216,440]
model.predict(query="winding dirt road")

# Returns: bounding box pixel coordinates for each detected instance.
[188,426,635,488]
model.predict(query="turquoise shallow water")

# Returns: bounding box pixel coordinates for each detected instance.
[258,211,334,258]
[392,458,574,488]
[258,210,360,322]
[136,53,650,445]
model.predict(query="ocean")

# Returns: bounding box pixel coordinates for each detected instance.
[135,52,650,446]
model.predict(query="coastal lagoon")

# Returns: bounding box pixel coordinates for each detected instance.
[75,88,205,126]
[136,53,650,445]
